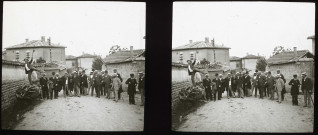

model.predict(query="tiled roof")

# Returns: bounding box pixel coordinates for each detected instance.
[242,54,261,59]
[103,49,145,64]
[65,55,77,60]
[267,50,314,65]
[77,53,98,58]
[5,40,66,49]
[173,41,230,51]
[307,35,315,39]
[230,56,241,61]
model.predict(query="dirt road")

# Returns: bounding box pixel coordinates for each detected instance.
[14,91,144,131]
[177,93,314,132]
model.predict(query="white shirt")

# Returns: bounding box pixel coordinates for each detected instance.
[188,65,193,72]
[229,78,231,86]
[25,64,30,71]
[65,78,68,85]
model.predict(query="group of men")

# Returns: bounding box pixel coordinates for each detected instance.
[39,69,145,106]
[201,69,313,107]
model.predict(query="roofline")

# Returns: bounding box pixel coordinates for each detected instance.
[105,59,145,64]
[103,50,145,63]
[5,46,67,49]
[307,35,315,39]
[172,47,231,51]
[241,57,262,59]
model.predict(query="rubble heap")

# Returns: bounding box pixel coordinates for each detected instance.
[16,84,41,100]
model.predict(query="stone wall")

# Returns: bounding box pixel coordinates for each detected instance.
[105,60,145,91]
[1,61,29,111]
[266,59,314,92]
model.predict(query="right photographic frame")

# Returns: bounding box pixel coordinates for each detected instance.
[171,2,315,132]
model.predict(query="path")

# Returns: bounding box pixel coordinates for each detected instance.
[14,91,144,131]
[177,93,314,132]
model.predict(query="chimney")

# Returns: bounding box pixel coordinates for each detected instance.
[130,46,134,60]
[41,36,45,42]
[212,38,215,47]
[189,40,193,43]
[47,37,51,45]
[294,47,297,58]
[205,37,209,43]
[25,39,29,43]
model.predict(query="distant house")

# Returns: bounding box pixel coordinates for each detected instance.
[3,36,67,65]
[103,47,145,91]
[266,47,314,91]
[307,35,315,55]
[230,56,242,72]
[172,37,231,66]
[65,55,77,70]
[241,54,262,75]
[77,53,99,73]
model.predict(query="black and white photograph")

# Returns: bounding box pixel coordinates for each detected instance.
[2,1,145,131]
[171,2,315,132]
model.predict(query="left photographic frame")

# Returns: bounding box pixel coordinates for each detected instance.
[2,1,145,131]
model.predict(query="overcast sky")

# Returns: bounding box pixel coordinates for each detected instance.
[3,1,145,58]
[173,2,315,58]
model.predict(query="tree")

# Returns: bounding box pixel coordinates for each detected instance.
[109,45,121,54]
[272,46,286,56]
[256,57,267,72]
[36,57,46,64]
[200,58,210,65]
[92,56,104,71]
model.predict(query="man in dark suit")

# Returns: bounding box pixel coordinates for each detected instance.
[212,73,220,100]
[230,72,236,96]
[243,71,252,97]
[217,74,224,100]
[101,71,106,96]
[93,70,102,98]
[80,70,88,96]
[289,74,300,105]
[73,71,81,97]
[68,72,74,97]
[40,73,48,99]
[301,72,313,108]
[88,71,95,96]
[236,72,244,98]
[258,71,266,99]
[103,70,112,98]
[49,72,59,99]
[225,73,235,99]
[203,74,212,101]
[138,72,145,106]
[266,71,276,100]
[60,72,70,98]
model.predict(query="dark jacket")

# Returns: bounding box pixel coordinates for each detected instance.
[289,79,300,95]
[73,74,80,87]
[50,76,60,90]
[40,76,48,89]
[93,74,102,86]
[235,75,243,89]
[301,77,313,92]
[126,78,137,95]
[187,60,196,75]
[102,74,112,88]
[243,75,251,89]
[138,76,145,90]
[266,75,275,89]
[203,78,212,90]
[80,74,88,88]
[258,75,266,87]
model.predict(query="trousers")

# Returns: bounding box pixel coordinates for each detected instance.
[303,90,312,107]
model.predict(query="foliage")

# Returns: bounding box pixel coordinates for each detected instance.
[200,58,210,65]
[272,46,286,55]
[256,57,267,72]
[92,56,104,71]
[36,57,46,64]
[109,45,122,54]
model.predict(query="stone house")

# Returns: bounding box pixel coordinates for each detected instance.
[266,47,314,92]
[103,47,145,91]
[241,54,262,76]
[230,56,242,72]
[172,37,231,66]
[3,36,66,65]
[76,53,99,74]
[65,55,77,70]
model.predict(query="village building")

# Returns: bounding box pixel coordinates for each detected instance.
[102,46,145,91]
[65,55,78,71]
[3,36,67,65]
[65,53,99,74]
[229,56,242,72]
[266,47,314,91]
[241,54,262,75]
[172,37,231,66]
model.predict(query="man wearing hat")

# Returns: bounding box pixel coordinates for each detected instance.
[61,72,70,98]
[80,70,88,96]
[40,72,49,99]
[236,72,244,98]
[102,70,112,99]
[93,70,102,98]
[88,71,95,96]
[257,71,266,99]
[301,72,313,107]
[218,74,225,100]
[212,73,220,101]
[266,71,276,100]
[277,69,286,100]
[289,74,300,105]
[113,69,123,99]
[203,74,212,101]
[24,57,40,84]
[225,73,235,99]
[138,72,145,106]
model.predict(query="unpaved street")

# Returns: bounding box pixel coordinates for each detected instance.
[177,93,314,132]
[14,92,144,131]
